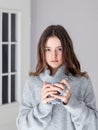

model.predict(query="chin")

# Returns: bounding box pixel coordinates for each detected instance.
[49,64,62,69]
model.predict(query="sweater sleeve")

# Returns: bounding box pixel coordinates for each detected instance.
[64,78,98,130]
[16,78,53,130]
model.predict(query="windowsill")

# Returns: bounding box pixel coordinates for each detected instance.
[0,102,19,109]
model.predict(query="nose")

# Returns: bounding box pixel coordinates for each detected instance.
[51,50,57,58]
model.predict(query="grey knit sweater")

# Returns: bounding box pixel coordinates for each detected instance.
[16,66,98,130]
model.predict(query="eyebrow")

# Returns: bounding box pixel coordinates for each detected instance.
[45,46,62,48]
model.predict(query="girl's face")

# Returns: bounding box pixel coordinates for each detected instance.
[44,36,63,74]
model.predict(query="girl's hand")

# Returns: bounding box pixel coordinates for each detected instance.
[51,79,71,105]
[41,81,56,104]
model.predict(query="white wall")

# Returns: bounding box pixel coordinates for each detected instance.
[31,0,98,108]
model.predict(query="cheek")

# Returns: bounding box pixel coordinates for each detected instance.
[58,54,63,63]
[59,53,63,60]
[44,53,50,61]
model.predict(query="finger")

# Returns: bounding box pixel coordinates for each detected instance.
[63,91,71,99]
[60,79,70,90]
[42,84,56,96]
[52,94,68,104]
[53,83,64,89]
[50,86,63,93]
[42,82,52,92]
[51,94,64,101]
[42,87,52,95]
[42,91,57,99]
[63,89,70,95]
[42,97,56,104]
[66,89,70,95]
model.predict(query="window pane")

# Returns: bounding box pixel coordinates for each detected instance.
[2,45,8,73]
[2,76,8,104]
[2,13,8,42]
[11,44,16,72]
[11,14,16,42]
[11,75,16,102]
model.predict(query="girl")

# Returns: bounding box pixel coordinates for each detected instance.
[16,25,98,130]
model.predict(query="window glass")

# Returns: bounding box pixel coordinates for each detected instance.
[2,76,8,104]
[1,11,19,105]
[2,45,8,73]
[11,14,16,42]
[11,75,16,102]
[2,13,8,42]
[11,44,16,72]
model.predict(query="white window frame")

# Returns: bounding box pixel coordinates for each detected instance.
[0,9,22,125]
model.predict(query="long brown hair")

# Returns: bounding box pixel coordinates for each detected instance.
[30,25,88,77]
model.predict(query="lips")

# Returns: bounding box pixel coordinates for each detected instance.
[51,60,58,62]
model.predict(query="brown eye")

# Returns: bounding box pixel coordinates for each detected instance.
[45,48,51,52]
[58,48,62,51]
[56,47,62,52]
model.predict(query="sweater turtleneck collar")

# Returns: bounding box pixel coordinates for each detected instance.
[39,65,69,84]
